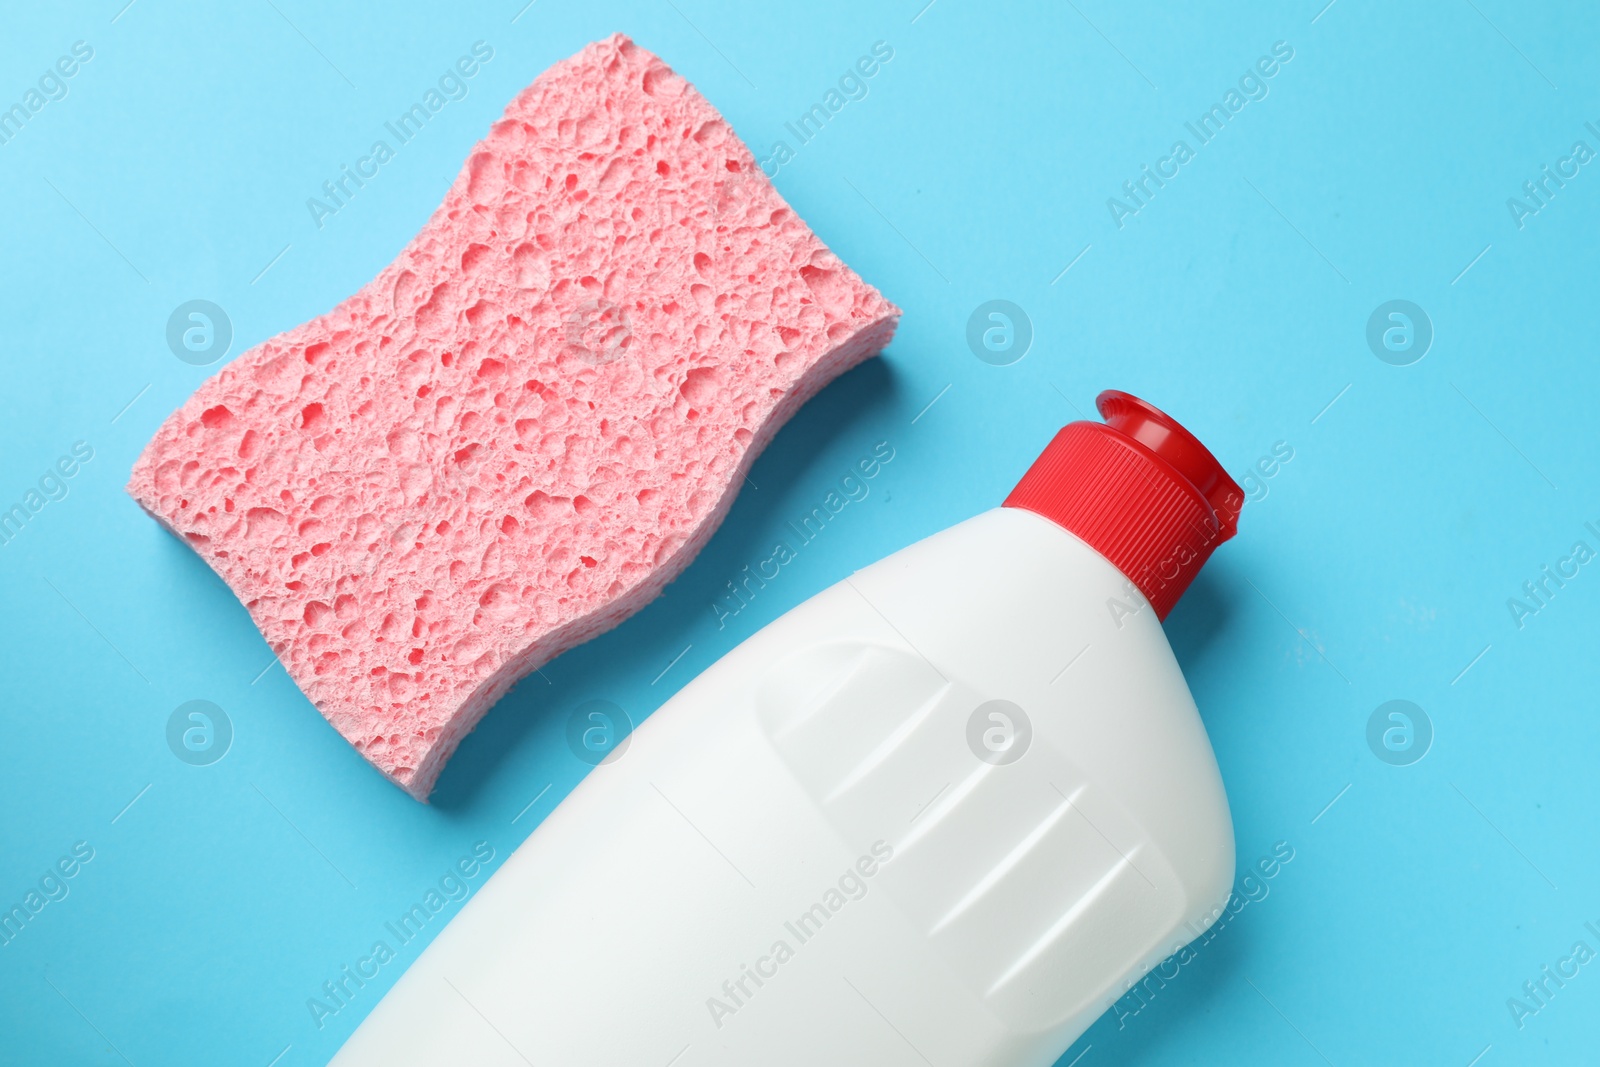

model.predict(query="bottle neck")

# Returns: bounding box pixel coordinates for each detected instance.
[1003,393,1241,620]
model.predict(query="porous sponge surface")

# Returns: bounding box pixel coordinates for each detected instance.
[128,33,900,799]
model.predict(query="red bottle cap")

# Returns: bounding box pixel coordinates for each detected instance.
[1003,391,1244,620]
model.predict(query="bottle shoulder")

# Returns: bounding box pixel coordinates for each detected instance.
[744,506,1235,906]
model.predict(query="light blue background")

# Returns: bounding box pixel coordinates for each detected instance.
[2,0,1598,1063]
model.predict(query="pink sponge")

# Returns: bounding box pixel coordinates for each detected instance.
[129,33,899,800]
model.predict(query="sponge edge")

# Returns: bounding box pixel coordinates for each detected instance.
[128,33,900,800]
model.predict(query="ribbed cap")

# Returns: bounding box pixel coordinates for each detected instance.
[1003,391,1244,620]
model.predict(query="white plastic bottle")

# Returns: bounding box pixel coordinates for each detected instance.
[332,391,1247,1067]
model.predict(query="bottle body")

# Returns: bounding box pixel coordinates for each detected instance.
[332,506,1235,1067]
